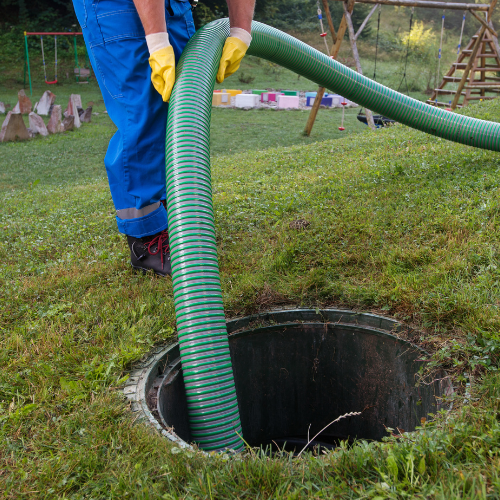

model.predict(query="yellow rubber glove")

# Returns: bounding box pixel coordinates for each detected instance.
[216,37,249,84]
[149,46,175,102]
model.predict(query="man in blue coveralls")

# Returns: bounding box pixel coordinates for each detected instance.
[72,0,255,276]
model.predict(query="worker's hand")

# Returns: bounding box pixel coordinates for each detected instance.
[216,27,252,84]
[147,32,175,102]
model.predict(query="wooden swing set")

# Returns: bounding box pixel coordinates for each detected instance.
[305,0,500,135]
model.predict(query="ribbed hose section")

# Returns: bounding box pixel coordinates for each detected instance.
[246,22,500,150]
[165,19,500,452]
[165,20,243,452]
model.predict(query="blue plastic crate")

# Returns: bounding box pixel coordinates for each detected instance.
[306,96,333,107]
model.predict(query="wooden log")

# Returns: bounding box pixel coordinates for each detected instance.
[303,88,327,138]
[465,82,500,87]
[468,9,498,37]
[434,89,466,95]
[485,23,500,61]
[453,64,500,70]
[479,0,500,98]
[426,100,463,107]
[462,50,497,56]
[331,0,489,10]
[343,0,376,130]
[481,44,487,97]
[321,0,337,44]
[304,0,355,136]
[355,4,379,40]
[463,48,480,106]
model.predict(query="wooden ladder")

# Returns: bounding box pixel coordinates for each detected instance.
[428,21,500,109]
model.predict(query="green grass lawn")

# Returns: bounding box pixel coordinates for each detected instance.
[0,81,368,191]
[2,84,500,497]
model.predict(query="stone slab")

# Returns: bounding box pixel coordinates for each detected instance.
[0,102,5,114]
[80,106,92,123]
[29,112,49,136]
[62,115,74,131]
[47,105,64,134]
[0,112,30,142]
[64,94,82,128]
[13,89,32,114]
[35,91,56,116]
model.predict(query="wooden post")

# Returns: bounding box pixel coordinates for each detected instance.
[488,22,500,59]
[303,89,328,137]
[330,0,489,10]
[322,0,337,43]
[471,0,498,103]
[463,45,480,106]
[485,0,500,60]
[343,1,376,129]
[480,37,486,99]
[451,25,487,109]
[303,0,354,136]
[331,0,355,59]
[485,32,500,70]
[430,0,497,107]
[355,4,379,40]
[428,31,477,106]
[469,9,498,37]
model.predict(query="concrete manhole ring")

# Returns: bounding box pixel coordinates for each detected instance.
[124,308,453,453]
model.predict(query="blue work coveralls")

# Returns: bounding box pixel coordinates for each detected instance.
[72,0,195,237]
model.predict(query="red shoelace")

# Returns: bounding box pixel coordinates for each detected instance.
[147,230,170,269]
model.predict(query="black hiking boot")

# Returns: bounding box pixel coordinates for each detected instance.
[127,229,172,277]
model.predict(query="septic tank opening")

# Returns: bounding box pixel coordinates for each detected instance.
[133,309,453,454]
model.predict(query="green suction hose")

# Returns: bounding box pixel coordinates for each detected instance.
[165,19,500,452]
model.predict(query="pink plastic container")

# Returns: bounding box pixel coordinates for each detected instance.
[277,95,300,109]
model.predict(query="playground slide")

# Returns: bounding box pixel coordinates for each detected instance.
[164,19,500,452]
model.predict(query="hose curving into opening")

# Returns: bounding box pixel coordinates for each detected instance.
[165,19,500,452]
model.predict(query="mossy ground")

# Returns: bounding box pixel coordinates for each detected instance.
[2,82,500,498]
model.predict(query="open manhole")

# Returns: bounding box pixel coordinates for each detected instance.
[125,309,453,453]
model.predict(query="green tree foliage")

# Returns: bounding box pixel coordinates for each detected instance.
[194,0,373,38]
[0,1,80,68]
[414,0,500,39]
[0,0,77,27]
[399,20,439,91]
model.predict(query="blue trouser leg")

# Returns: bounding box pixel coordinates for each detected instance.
[72,0,195,237]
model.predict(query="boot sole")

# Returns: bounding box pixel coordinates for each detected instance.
[130,263,171,277]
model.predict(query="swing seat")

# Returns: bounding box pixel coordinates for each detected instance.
[45,79,58,85]
[357,114,395,128]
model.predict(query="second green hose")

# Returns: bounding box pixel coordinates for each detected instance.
[165,19,500,452]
